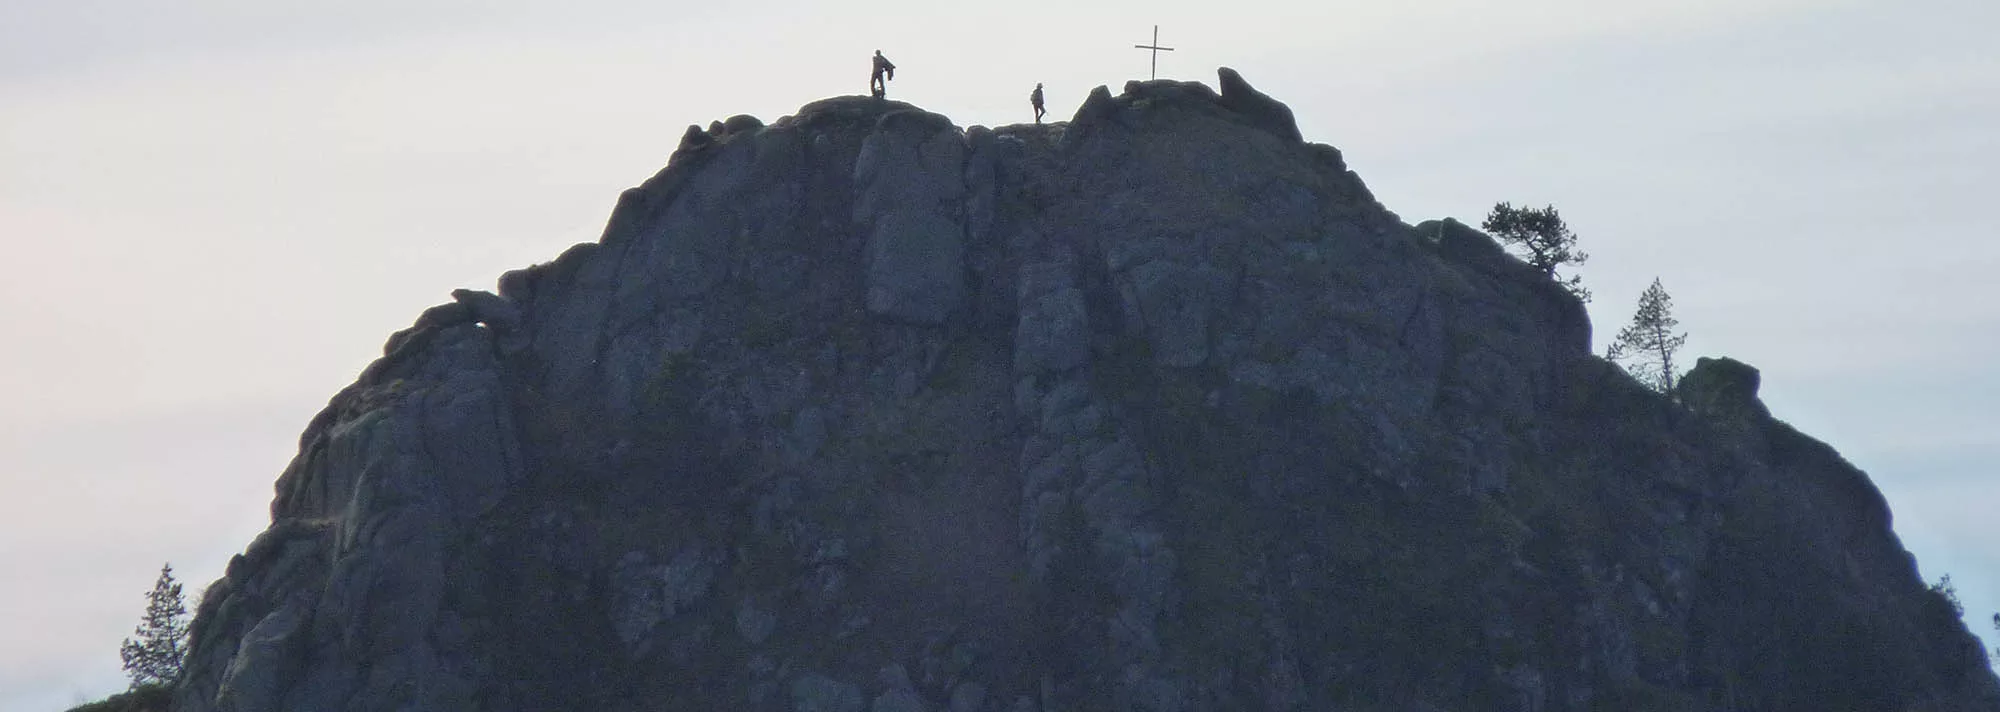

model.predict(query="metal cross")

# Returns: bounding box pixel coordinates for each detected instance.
[1133,24,1175,80]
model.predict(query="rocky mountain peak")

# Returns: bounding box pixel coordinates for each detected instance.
[175,69,1998,712]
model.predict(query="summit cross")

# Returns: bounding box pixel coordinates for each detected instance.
[1133,24,1175,80]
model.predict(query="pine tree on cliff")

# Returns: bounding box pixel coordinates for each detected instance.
[1606,278,1688,393]
[120,563,189,688]
[1482,202,1591,303]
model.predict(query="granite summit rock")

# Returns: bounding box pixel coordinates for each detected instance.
[175,69,1999,712]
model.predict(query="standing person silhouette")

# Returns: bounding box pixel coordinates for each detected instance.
[870,50,896,99]
[1030,83,1046,124]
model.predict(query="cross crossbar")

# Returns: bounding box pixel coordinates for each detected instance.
[1133,24,1175,80]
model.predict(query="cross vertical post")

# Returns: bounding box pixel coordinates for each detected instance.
[1133,24,1175,80]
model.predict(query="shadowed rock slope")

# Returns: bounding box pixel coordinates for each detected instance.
[175,69,1999,712]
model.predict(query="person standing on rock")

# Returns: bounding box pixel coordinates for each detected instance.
[870,50,896,99]
[1030,83,1046,124]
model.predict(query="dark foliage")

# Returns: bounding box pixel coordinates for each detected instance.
[1607,278,1688,393]
[1482,202,1590,302]
[119,563,188,689]
[64,684,172,712]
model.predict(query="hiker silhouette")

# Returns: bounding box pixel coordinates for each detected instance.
[1031,83,1046,123]
[870,50,896,99]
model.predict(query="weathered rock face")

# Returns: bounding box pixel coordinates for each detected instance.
[175,70,1999,712]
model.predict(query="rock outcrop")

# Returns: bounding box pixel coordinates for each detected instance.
[176,69,1999,712]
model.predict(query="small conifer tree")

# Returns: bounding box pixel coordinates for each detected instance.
[1482,202,1591,302]
[1606,278,1688,393]
[119,563,190,689]
[1928,574,1964,617]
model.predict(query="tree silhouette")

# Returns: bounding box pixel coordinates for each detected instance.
[119,563,189,688]
[1928,574,1963,617]
[1606,278,1688,393]
[1482,202,1590,303]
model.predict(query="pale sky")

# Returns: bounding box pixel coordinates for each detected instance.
[3,0,1995,708]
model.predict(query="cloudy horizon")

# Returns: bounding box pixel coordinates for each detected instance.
[4,0,1995,708]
